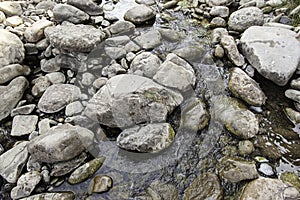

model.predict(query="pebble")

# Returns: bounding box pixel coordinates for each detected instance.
[88,175,113,194]
[11,115,38,136]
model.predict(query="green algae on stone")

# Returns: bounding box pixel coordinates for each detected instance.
[280,172,300,192]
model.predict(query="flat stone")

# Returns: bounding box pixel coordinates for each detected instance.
[11,104,36,117]
[65,101,84,116]
[108,21,135,35]
[28,124,94,163]
[45,24,106,52]
[221,35,245,66]
[31,76,51,97]
[0,1,22,16]
[84,74,183,128]
[173,45,206,63]
[0,141,29,183]
[0,29,25,68]
[5,16,23,27]
[19,192,75,200]
[0,64,30,84]
[124,5,156,25]
[88,175,113,194]
[0,77,29,121]
[67,0,102,15]
[24,19,53,43]
[53,4,89,24]
[11,115,38,136]
[117,123,175,153]
[45,72,66,84]
[241,26,300,86]
[285,89,300,103]
[105,47,127,60]
[134,30,162,50]
[210,6,229,18]
[228,67,266,106]
[38,84,81,113]
[105,36,130,47]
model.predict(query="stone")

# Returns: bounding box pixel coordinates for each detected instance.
[38,84,81,113]
[0,77,29,121]
[0,11,5,23]
[0,1,22,16]
[124,5,156,25]
[280,172,300,192]
[68,157,105,185]
[228,67,266,106]
[291,78,300,90]
[147,180,179,200]
[238,140,254,155]
[212,27,228,44]
[67,0,102,15]
[24,19,53,43]
[108,21,135,35]
[157,28,185,43]
[134,30,162,50]
[11,104,36,117]
[228,7,264,32]
[84,74,183,128]
[0,141,29,183]
[11,115,38,136]
[258,163,274,176]
[45,24,106,52]
[210,17,227,27]
[105,47,127,60]
[239,177,300,200]
[36,1,57,10]
[210,6,229,18]
[214,45,225,58]
[88,175,113,194]
[217,157,258,183]
[221,35,245,66]
[5,16,23,27]
[207,0,234,6]
[10,171,42,199]
[19,192,75,200]
[285,89,300,103]
[173,45,206,63]
[153,53,196,91]
[81,73,95,86]
[183,172,222,200]
[241,26,300,86]
[117,123,175,153]
[31,76,51,97]
[0,64,30,84]
[28,124,94,163]
[0,29,25,68]
[45,72,66,84]
[65,101,84,116]
[285,108,300,123]
[105,36,130,47]
[128,52,162,78]
[53,4,89,24]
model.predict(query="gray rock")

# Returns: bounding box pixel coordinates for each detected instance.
[53,4,89,24]
[108,21,135,35]
[0,77,29,121]
[214,45,225,58]
[157,28,185,43]
[173,45,206,63]
[28,124,94,163]
[239,177,300,200]
[105,47,127,60]
[0,64,30,84]
[65,101,84,116]
[11,115,38,136]
[285,89,300,103]
[153,53,196,91]
[291,78,300,90]
[128,52,162,78]
[35,1,57,10]
[228,7,264,32]
[0,141,29,183]
[24,20,53,43]
[210,17,227,27]
[84,74,183,128]
[258,163,274,176]
[81,72,96,86]
[101,63,126,78]
[228,67,266,106]
[212,27,228,44]
[145,180,179,200]
[241,26,300,86]
[31,76,52,97]
[0,1,22,16]
[41,54,84,72]
[210,6,229,18]
[207,0,234,6]
[183,172,222,200]
[117,123,175,153]
[105,36,130,47]
[124,5,156,25]
[221,35,245,66]
[88,175,113,194]
[134,30,162,50]
[67,0,102,15]
[45,24,106,52]
[11,104,36,117]
[19,192,75,200]
[217,157,258,183]
[45,72,66,84]
[38,84,81,113]
[5,16,22,27]
[238,140,254,155]
[0,29,25,68]
[10,171,42,199]
[68,157,105,185]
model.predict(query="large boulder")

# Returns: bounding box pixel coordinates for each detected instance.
[84,74,183,128]
[241,26,300,86]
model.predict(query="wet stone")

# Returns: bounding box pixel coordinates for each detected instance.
[67,0,103,16]
[11,115,38,136]
[88,175,113,194]
[285,89,300,104]
[124,5,156,25]
[258,163,274,176]
[19,192,75,200]
[134,30,162,50]
[53,4,89,24]
[238,140,254,156]
[108,21,135,35]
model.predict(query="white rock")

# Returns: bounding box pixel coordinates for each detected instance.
[11,115,38,136]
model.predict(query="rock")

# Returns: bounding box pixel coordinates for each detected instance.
[28,124,94,163]
[45,24,105,52]
[117,123,175,153]
[19,192,75,200]
[134,30,162,50]
[81,72,95,86]
[10,171,42,199]
[105,36,130,47]
[0,77,29,121]
[173,45,206,63]
[45,72,66,84]
[285,108,300,123]
[210,17,227,28]
[153,53,196,91]
[41,54,83,72]
[11,104,36,117]
[105,47,127,60]
[11,115,38,136]
[280,172,300,192]
[0,141,29,183]
[180,97,210,131]
[253,135,282,160]
[31,76,52,97]
[157,28,185,42]
[67,0,102,15]
[5,16,23,27]
[0,11,5,23]
[84,74,183,128]
[183,172,222,200]
[50,153,87,177]
[212,27,228,44]
[217,157,258,183]
[38,84,81,113]
[258,163,274,176]
[220,35,245,66]
[68,157,105,185]
[238,177,300,200]
[108,21,135,35]
[241,26,300,86]
[238,140,254,155]
[146,180,179,200]
[53,4,89,24]
[65,101,84,116]
[228,67,266,106]
[24,19,53,43]
[228,7,264,32]
[124,5,156,25]
[214,45,225,58]
[291,78,300,90]
[0,1,22,16]
[207,0,234,6]
[88,175,113,194]
[102,63,126,78]
[0,29,25,68]
[128,52,162,78]
[285,89,300,103]
[0,64,30,84]
[36,1,57,10]
[210,6,229,18]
